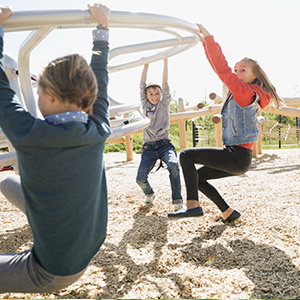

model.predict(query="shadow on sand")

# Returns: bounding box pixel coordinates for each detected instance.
[58,207,300,299]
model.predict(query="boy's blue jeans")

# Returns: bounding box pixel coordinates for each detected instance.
[136,139,183,204]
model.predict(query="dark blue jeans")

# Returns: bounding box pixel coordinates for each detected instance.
[136,139,183,204]
[179,146,252,212]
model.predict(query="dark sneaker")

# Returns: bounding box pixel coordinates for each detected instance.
[168,206,204,219]
[218,210,241,223]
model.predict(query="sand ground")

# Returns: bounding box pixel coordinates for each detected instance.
[0,148,299,299]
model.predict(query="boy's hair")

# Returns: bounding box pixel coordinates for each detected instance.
[241,57,284,109]
[38,54,97,115]
[145,82,162,94]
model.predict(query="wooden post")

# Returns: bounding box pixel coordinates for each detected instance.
[257,127,262,155]
[212,113,223,148]
[125,135,133,161]
[252,141,257,158]
[212,114,223,148]
[257,112,263,155]
[251,113,266,158]
[124,113,134,161]
[178,98,187,150]
[252,115,267,158]
[215,123,223,148]
[210,88,227,149]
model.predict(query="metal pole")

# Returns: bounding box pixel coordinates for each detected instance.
[192,121,196,148]
[278,115,282,149]
[296,117,300,141]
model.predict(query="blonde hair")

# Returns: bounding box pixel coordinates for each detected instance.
[241,57,285,109]
[38,54,97,115]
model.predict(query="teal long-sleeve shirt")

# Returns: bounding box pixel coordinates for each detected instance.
[0,28,112,276]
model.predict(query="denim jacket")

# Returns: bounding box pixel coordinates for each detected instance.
[221,91,259,146]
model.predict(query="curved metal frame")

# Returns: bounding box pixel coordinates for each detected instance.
[3,9,199,116]
[0,8,200,169]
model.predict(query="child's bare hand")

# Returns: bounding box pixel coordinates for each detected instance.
[139,58,149,68]
[197,24,210,37]
[196,24,211,43]
[0,5,12,26]
[88,3,110,27]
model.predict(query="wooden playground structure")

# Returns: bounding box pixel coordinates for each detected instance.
[113,85,300,161]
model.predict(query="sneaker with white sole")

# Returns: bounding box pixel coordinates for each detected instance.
[168,206,204,219]
[145,193,155,206]
[173,203,184,211]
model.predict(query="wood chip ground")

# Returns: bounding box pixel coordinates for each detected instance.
[0,149,299,299]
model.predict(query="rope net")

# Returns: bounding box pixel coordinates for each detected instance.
[261,119,300,144]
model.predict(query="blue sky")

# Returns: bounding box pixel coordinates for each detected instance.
[2,0,300,106]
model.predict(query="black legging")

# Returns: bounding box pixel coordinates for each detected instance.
[179,146,252,212]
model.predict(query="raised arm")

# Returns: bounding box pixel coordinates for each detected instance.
[162,58,168,84]
[88,3,111,133]
[140,63,149,83]
[197,23,256,107]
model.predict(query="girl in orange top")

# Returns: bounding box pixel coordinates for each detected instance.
[168,24,284,222]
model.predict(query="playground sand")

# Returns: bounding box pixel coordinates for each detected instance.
[0,148,299,299]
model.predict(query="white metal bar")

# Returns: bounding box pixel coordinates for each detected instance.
[109,40,197,73]
[4,9,199,75]
[109,102,141,118]
[107,118,150,142]
[3,9,92,31]
[109,36,194,60]
[108,36,196,72]
[110,116,145,128]
[3,10,200,35]
[170,104,223,122]
[18,26,55,117]
[0,152,18,166]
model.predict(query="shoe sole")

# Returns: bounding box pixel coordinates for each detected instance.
[168,213,203,219]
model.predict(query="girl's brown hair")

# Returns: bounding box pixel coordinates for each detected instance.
[38,54,97,115]
[241,57,285,109]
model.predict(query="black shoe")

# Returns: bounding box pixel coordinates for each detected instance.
[168,206,204,219]
[218,210,241,223]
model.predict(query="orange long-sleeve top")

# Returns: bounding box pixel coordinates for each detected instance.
[203,35,270,149]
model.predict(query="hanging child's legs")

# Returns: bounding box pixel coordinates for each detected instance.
[0,248,86,293]
[0,174,26,214]
[170,146,252,220]
[160,143,183,206]
[136,146,157,201]
[0,175,87,293]
[136,139,184,209]
[197,165,236,216]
